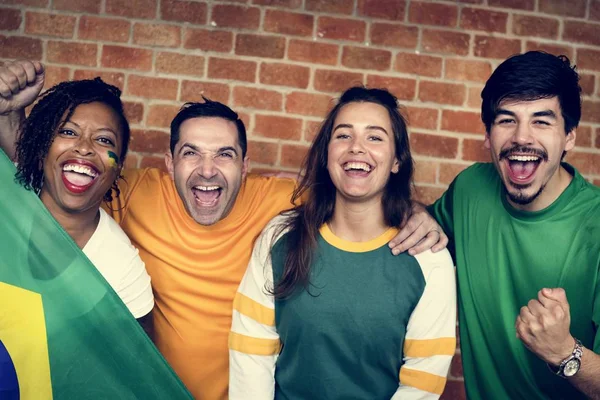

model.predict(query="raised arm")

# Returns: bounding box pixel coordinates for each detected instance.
[0,60,45,160]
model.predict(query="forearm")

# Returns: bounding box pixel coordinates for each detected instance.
[568,347,600,399]
[0,109,24,161]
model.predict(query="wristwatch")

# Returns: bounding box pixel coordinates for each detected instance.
[548,338,583,378]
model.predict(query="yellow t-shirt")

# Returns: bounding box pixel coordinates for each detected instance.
[105,168,296,399]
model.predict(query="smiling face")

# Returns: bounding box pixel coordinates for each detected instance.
[40,102,123,216]
[485,97,576,211]
[165,117,248,225]
[326,102,399,205]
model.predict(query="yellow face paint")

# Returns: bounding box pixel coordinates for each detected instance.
[107,151,119,169]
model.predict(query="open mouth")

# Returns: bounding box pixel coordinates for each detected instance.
[192,185,222,206]
[61,162,99,193]
[504,154,542,185]
[343,161,372,176]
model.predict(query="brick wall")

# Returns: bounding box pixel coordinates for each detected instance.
[2,0,600,397]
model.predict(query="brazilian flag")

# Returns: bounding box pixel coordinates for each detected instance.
[0,150,193,399]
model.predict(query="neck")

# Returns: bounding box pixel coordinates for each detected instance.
[328,195,388,242]
[509,164,573,212]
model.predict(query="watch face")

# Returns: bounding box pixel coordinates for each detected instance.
[563,359,581,377]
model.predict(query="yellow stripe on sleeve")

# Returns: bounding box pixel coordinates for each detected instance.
[229,332,281,356]
[404,337,456,357]
[399,367,447,395]
[233,292,275,326]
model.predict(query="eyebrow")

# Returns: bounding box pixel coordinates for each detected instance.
[496,109,557,119]
[333,123,389,135]
[178,143,239,155]
[63,120,118,135]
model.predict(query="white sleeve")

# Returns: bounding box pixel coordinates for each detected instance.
[229,216,288,400]
[391,249,457,400]
[117,246,154,319]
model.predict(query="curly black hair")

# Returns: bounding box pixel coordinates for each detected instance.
[15,78,130,202]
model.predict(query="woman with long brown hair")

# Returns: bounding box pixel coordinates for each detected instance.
[229,86,456,399]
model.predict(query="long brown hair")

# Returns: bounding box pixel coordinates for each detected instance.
[271,86,414,299]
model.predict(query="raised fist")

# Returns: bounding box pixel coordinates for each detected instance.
[0,60,45,115]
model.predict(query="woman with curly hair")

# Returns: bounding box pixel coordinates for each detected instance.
[0,61,154,328]
[229,86,456,399]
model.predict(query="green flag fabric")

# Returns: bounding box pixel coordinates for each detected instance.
[0,149,193,399]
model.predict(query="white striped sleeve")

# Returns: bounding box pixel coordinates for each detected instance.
[392,249,457,400]
[229,215,289,400]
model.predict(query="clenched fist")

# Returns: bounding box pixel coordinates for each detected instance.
[0,60,45,115]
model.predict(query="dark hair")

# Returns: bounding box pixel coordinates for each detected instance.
[15,78,130,202]
[170,97,247,157]
[272,86,414,299]
[481,51,581,134]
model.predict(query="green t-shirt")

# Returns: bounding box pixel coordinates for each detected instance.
[429,162,600,400]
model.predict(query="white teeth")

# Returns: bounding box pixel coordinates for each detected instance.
[507,155,540,162]
[194,186,220,191]
[62,164,98,177]
[343,162,371,172]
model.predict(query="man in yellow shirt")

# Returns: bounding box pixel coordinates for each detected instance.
[0,60,447,399]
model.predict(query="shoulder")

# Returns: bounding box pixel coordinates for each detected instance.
[257,212,295,247]
[245,174,297,201]
[96,208,137,247]
[412,249,455,279]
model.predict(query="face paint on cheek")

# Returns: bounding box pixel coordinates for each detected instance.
[107,151,119,169]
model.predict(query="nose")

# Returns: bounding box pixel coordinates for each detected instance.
[348,137,366,154]
[511,122,534,146]
[197,155,217,179]
[73,134,94,156]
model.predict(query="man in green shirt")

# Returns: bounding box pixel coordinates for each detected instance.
[429,51,600,399]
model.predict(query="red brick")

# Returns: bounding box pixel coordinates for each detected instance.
[439,162,468,185]
[413,160,438,184]
[304,120,322,141]
[567,151,600,175]
[0,0,47,6]
[422,29,470,56]
[578,48,600,72]
[445,59,492,83]
[254,115,303,140]
[73,70,125,90]
[580,74,595,96]
[147,104,180,128]
[133,23,181,47]
[233,87,283,111]
[409,1,458,27]
[404,106,438,130]
[467,85,483,109]
[460,8,507,33]
[0,8,21,31]
[286,92,333,117]
[281,144,309,168]
[442,110,484,135]
[47,41,97,66]
[419,81,466,106]
[130,129,170,153]
[488,0,533,10]
[317,17,366,42]
[247,140,279,166]
[370,23,418,49]
[366,75,416,101]
[78,16,130,43]
[180,80,230,104]
[395,53,442,78]
[123,101,144,124]
[592,0,600,21]
[288,39,338,66]
[156,52,205,76]
[539,0,586,18]
[474,36,521,59]
[596,128,600,148]
[306,0,353,15]
[0,35,42,60]
[582,100,600,123]
[106,0,157,19]
[260,63,310,89]
[127,76,179,100]
[184,28,232,52]
[564,21,600,47]
[411,132,459,158]
[525,41,573,59]
[264,10,313,36]
[512,15,558,39]
[414,185,446,205]
[101,45,152,71]
[440,380,466,400]
[53,0,100,13]
[140,156,167,171]
[43,66,71,88]
[314,69,363,94]
[124,153,139,169]
[211,4,259,30]
[252,0,301,8]
[235,34,285,59]
[25,12,75,38]
[161,0,207,24]
[463,138,491,162]
[575,125,592,148]
[357,0,406,20]
[459,0,483,3]
[342,46,392,71]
